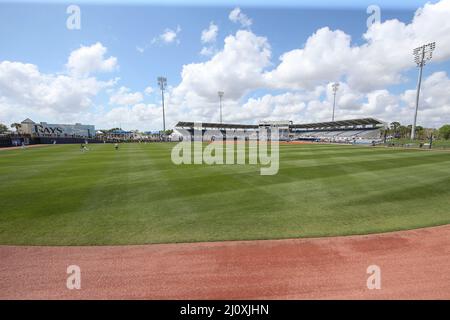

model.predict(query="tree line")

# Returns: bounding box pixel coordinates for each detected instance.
[383,122,450,140]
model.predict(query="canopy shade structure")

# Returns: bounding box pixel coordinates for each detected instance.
[290,118,386,129]
[175,118,385,130]
[175,121,258,129]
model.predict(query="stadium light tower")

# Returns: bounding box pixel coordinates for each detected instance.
[157,76,167,132]
[411,42,435,140]
[331,82,339,122]
[218,91,224,124]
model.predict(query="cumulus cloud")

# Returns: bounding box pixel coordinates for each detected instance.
[0,60,114,118]
[153,26,181,45]
[199,22,219,56]
[3,1,450,130]
[101,103,163,130]
[401,71,450,127]
[234,92,311,123]
[229,7,252,28]
[199,46,216,56]
[167,0,450,128]
[0,57,162,130]
[0,43,118,126]
[66,42,118,77]
[144,86,154,95]
[201,22,218,43]
[264,28,355,90]
[165,30,272,125]
[231,87,394,125]
[265,0,450,92]
[232,69,450,128]
[109,86,143,106]
[172,30,271,104]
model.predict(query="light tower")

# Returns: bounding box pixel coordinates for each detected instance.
[411,42,435,140]
[157,76,167,132]
[331,82,339,122]
[218,91,224,124]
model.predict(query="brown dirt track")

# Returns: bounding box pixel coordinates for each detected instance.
[1,225,449,300]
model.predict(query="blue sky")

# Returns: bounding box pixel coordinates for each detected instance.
[1,0,449,130]
[0,3,420,88]
[2,0,433,9]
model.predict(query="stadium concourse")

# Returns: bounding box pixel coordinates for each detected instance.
[174,118,386,144]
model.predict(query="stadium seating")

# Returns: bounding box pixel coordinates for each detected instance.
[293,128,382,143]
[175,118,386,144]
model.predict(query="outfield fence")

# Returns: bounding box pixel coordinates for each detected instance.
[383,142,450,150]
[0,135,12,148]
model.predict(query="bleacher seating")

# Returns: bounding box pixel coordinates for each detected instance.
[294,128,382,142]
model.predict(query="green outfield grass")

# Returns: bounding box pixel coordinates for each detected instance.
[0,143,449,245]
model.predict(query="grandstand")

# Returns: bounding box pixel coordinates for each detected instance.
[291,118,385,143]
[174,118,386,144]
[175,121,259,141]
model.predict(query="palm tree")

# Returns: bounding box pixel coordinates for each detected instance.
[415,126,425,140]
[398,125,409,139]
[0,123,8,134]
[10,123,21,133]
[390,121,400,134]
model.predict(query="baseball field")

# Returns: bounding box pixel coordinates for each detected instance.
[0,143,449,245]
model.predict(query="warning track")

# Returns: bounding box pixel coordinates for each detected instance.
[0,225,449,299]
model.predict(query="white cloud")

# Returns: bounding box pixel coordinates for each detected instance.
[401,71,450,127]
[0,42,119,126]
[201,22,218,43]
[265,0,450,92]
[66,42,118,77]
[109,86,143,106]
[228,87,389,125]
[144,86,154,95]
[161,29,178,43]
[3,1,450,130]
[229,7,252,28]
[0,57,164,130]
[101,103,163,130]
[153,26,181,45]
[199,46,215,56]
[200,23,219,56]
[172,30,271,105]
[162,0,449,128]
[233,92,310,123]
[264,28,355,90]
[0,60,114,121]
[83,1,450,128]
[230,70,450,128]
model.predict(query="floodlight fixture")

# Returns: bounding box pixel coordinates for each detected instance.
[157,76,167,132]
[331,82,339,122]
[218,91,224,124]
[411,42,435,140]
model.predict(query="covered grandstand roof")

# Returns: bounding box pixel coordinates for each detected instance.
[175,118,385,130]
[175,121,258,129]
[290,118,385,129]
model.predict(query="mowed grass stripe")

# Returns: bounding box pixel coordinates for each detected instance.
[282,150,447,169]
[0,143,449,245]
